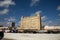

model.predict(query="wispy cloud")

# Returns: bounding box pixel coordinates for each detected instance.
[15,21,21,27]
[41,16,48,21]
[0,0,15,15]
[30,0,40,7]
[0,22,6,26]
[42,17,60,26]
[0,9,9,14]
[41,16,50,26]
[4,17,16,22]
[41,15,55,26]
[0,17,16,26]
[6,22,12,26]
[0,0,15,8]
[58,14,60,16]
[42,20,53,26]
[57,6,60,10]
[30,10,41,16]
[35,10,41,14]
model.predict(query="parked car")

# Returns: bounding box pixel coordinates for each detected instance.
[0,31,4,40]
[9,29,18,33]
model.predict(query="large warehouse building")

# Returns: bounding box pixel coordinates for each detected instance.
[20,13,42,30]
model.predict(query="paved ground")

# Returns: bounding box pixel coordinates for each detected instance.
[2,33,60,40]
[2,38,14,40]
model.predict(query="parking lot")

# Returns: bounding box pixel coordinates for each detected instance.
[2,33,60,40]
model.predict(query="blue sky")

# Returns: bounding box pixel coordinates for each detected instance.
[0,0,60,26]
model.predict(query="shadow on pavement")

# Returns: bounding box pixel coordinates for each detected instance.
[2,38,15,40]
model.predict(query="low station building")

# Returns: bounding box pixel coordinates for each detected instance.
[44,26,60,30]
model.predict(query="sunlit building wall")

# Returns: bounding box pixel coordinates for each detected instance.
[20,13,42,30]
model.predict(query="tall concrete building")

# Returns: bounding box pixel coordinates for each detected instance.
[20,13,42,30]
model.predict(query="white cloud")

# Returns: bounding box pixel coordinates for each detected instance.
[41,16,48,26]
[6,22,11,26]
[4,17,16,22]
[42,20,53,26]
[0,22,3,25]
[41,16,53,26]
[35,11,41,14]
[57,6,60,10]
[0,9,9,14]
[42,19,60,26]
[58,14,60,16]
[0,22,6,26]
[8,17,16,21]
[48,21,52,23]
[41,16,47,21]
[0,0,15,15]
[0,0,15,7]
[57,19,60,20]
[31,11,41,16]
[30,0,40,7]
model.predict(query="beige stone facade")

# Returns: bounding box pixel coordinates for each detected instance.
[20,13,41,30]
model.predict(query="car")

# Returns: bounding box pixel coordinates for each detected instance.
[0,31,4,40]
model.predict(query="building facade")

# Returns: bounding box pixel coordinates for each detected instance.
[44,26,60,30]
[20,13,42,30]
